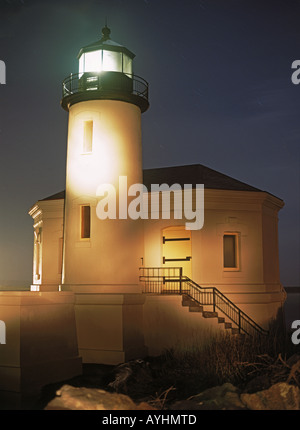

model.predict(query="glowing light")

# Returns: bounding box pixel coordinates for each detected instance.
[84,50,102,72]
[123,54,132,75]
[103,50,122,72]
[79,55,84,77]
[79,51,132,75]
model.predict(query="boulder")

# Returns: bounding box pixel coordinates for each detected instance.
[241,382,300,410]
[107,359,153,394]
[171,383,246,410]
[243,374,272,394]
[45,385,155,410]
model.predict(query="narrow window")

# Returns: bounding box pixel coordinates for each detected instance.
[81,205,91,239]
[34,228,42,280]
[83,120,93,153]
[223,234,239,269]
[58,237,63,275]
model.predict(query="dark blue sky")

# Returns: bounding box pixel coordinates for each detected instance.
[0,0,299,286]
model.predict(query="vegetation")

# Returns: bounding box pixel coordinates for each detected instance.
[37,319,299,410]
[144,322,299,406]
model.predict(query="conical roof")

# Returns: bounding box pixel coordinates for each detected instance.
[77,26,135,59]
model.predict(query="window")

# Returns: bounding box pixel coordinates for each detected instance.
[123,54,132,76]
[58,237,63,275]
[102,50,122,72]
[34,228,42,280]
[81,205,91,239]
[79,50,124,74]
[223,233,239,270]
[83,120,93,153]
[84,50,102,72]
[79,55,84,78]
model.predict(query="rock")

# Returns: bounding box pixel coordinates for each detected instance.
[107,359,155,400]
[241,382,300,410]
[171,383,246,410]
[108,359,153,393]
[243,374,272,394]
[45,385,155,410]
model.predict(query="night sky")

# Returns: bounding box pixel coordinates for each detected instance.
[0,0,299,287]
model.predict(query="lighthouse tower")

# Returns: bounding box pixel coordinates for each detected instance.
[61,26,149,294]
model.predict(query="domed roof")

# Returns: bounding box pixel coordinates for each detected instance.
[77,26,135,60]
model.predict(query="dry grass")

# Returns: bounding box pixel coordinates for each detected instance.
[150,321,299,403]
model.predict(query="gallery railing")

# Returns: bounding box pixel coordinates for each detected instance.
[139,267,269,337]
[62,72,149,102]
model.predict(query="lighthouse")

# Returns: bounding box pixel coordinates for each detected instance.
[27,25,286,367]
[60,26,149,293]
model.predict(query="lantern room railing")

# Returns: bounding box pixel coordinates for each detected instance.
[61,71,149,112]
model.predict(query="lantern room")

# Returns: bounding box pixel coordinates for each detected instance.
[61,26,149,113]
[78,25,134,76]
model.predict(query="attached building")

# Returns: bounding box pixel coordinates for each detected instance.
[29,163,286,362]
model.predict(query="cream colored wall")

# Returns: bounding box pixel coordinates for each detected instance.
[142,188,285,329]
[143,189,284,292]
[261,204,281,285]
[0,292,81,394]
[192,199,264,290]
[143,295,226,356]
[73,293,146,365]
[62,100,144,289]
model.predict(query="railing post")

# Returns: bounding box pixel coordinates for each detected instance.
[213,288,216,313]
[179,267,182,295]
[238,309,241,333]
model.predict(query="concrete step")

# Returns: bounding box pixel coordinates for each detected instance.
[182,296,195,307]
[181,296,245,338]
[224,322,232,329]
[189,305,203,313]
[202,311,218,318]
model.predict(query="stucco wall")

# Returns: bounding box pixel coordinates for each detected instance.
[143,295,226,356]
[63,100,143,288]
[0,291,81,394]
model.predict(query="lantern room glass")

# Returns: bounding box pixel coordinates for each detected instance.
[123,54,133,75]
[79,50,132,76]
[102,51,122,72]
[84,50,102,73]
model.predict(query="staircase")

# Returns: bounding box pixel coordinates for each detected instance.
[139,267,269,337]
[181,294,243,337]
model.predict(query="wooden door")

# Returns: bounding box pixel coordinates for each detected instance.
[162,227,192,278]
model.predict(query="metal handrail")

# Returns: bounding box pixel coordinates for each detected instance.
[139,267,269,336]
[183,276,268,336]
[62,71,149,101]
